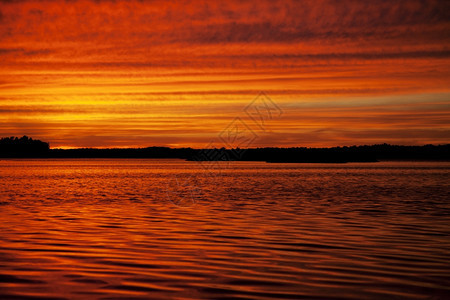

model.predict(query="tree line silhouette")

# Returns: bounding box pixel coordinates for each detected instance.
[0,136,50,158]
[1,136,449,162]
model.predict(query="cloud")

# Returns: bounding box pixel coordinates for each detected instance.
[0,0,449,147]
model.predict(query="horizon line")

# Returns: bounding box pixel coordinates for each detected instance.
[50,143,450,150]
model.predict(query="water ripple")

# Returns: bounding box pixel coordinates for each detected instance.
[0,160,449,299]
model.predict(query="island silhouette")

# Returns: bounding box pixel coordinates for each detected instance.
[1,136,449,162]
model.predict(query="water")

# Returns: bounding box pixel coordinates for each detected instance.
[0,159,449,299]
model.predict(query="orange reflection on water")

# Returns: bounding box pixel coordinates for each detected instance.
[0,160,449,299]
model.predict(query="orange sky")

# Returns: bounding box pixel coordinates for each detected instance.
[1,0,449,148]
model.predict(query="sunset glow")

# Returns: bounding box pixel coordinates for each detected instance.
[1,0,449,148]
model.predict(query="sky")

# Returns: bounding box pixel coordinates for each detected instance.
[0,0,449,148]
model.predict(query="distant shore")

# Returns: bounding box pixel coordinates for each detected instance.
[1,137,449,163]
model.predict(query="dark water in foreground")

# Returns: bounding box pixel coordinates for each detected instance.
[0,159,449,300]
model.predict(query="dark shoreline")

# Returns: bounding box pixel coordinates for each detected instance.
[2,158,450,162]
[1,140,449,163]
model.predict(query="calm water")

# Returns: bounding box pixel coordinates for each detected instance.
[0,159,449,300]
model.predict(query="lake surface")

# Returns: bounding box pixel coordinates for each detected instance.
[0,159,449,299]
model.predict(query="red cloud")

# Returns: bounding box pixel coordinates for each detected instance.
[0,0,449,147]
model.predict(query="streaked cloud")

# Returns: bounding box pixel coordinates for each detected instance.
[0,0,449,147]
